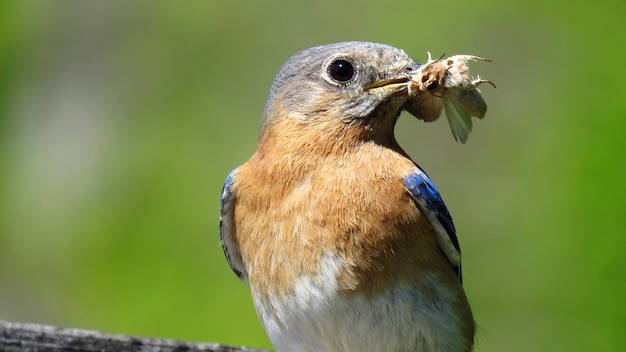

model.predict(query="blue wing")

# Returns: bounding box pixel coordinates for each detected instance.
[220,169,247,280]
[403,170,463,282]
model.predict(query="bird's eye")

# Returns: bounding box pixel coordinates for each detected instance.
[327,59,355,83]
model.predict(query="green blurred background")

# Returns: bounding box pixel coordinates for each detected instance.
[0,1,624,351]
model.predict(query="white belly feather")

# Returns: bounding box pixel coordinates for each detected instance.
[253,254,466,352]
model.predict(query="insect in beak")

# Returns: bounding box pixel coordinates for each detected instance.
[404,52,495,143]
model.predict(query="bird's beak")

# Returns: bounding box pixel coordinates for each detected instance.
[365,63,419,97]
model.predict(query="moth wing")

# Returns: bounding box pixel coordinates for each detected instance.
[404,91,444,122]
[443,89,474,143]
[454,87,487,118]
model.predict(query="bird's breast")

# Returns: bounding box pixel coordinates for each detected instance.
[233,143,448,300]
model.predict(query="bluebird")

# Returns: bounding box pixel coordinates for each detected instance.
[220,42,475,352]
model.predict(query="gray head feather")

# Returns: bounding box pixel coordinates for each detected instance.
[261,42,415,131]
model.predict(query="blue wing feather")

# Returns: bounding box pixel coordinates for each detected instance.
[220,169,246,280]
[403,170,463,282]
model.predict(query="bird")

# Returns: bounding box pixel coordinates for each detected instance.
[220,41,475,352]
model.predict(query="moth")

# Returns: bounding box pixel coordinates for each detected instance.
[404,53,495,143]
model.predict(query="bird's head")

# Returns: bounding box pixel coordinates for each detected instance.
[259,42,419,148]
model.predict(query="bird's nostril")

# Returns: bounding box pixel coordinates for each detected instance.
[404,63,420,73]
